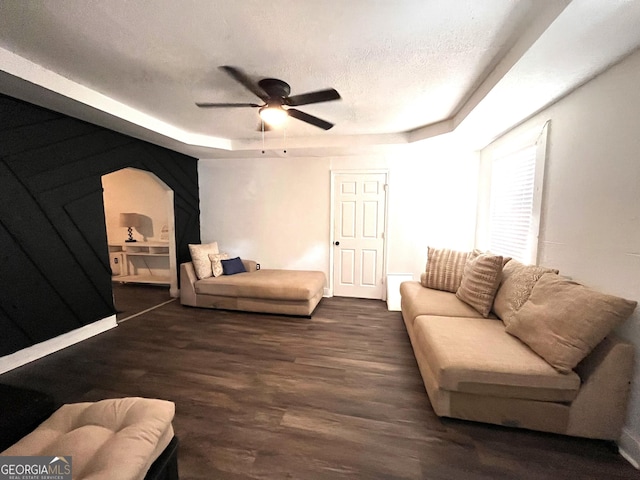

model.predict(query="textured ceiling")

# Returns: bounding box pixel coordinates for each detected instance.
[1,1,640,157]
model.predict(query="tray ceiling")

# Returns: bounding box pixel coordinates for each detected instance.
[1,1,639,157]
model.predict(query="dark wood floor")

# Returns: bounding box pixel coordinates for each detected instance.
[1,295,637,479]
[112,282,173,321]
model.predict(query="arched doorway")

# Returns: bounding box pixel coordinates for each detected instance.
[101,167,179,304]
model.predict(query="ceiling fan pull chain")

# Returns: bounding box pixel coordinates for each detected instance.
[261,119,265,154]
[283,122,287,154]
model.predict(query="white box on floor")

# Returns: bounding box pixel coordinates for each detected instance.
[110,252,124,276]
[386,273,413,311]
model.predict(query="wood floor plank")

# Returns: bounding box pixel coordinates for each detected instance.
[1,295,637,479]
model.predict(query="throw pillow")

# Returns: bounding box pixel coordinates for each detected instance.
[208,252,229,277]
[492,259,559,326]
[422,247,477,293]
[505,273,637,373]
[188,242,219,279]
[221,257,247,275]
[455,252,503,317]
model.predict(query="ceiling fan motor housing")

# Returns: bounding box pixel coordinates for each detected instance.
[258,78,291,99]
[196,66,339,130]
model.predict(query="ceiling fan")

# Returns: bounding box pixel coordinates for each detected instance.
[196,66,341,130]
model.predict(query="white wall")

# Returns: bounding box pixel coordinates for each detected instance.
[199,140,479,292]
[199,156,332,272]
[381,145,479,277]
[479,49,640,463]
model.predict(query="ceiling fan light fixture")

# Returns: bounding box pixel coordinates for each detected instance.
[197,67,338,130]
[259,105,288,127]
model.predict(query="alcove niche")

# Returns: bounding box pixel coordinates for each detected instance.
[101,167,178,297]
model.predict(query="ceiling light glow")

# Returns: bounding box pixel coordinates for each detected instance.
[259,106,288,126]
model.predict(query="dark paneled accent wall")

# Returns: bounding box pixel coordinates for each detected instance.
[0,93,200,357]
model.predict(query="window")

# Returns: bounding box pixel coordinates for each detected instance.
[487,123,548,264]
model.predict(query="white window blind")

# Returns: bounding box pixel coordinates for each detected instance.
[488,145,537,263]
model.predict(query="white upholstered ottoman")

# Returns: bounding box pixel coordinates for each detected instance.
[2,397,177,480]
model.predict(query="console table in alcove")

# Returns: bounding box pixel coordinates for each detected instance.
[109,242,171,286]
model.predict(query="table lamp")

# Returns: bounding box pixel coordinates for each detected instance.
[119,213,141,242]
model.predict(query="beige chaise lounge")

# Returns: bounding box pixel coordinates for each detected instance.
[180,259,326,317]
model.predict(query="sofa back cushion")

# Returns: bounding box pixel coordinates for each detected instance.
[505,273,637,373]
[221,256,247,275]
[400,281,490,330]
[422,247,476,293]
[493,259,559,326]
[188,241,219,279]
[208,253,229,277]
[414,315,580,402]
[456,252,503,317]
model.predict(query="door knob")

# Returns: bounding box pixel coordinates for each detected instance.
[334,241,340,246]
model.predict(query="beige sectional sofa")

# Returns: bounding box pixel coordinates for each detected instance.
[400,248,636,440]
[180,259,326,317]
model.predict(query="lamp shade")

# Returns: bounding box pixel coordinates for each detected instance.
[119,213,141,227]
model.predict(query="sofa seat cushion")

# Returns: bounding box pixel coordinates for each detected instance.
[2,397,175,480]
[400,282,492,328]
[195,269,325,301]
[413,315,581,402]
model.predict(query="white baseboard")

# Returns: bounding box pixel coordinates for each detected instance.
[0,316,118,374]
[619,427,640,469]
[323,288,332,297]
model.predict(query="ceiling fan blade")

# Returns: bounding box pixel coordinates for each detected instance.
[287,108,334,130]
[219,66,269,101]
[196,102,260,108]
[286,88,341,106]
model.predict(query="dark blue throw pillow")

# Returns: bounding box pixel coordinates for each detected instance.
[221,257,247,275]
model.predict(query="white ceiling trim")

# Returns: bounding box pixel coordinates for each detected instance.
[2,1,640,158]
[0,1,571,157]
[0,47,232,151]
[0,45,508,156]
[1,45,420,154]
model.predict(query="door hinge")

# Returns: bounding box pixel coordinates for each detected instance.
[384,183,389,192]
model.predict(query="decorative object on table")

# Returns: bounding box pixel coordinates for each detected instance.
[119,213,141,243]
[160,224,169,241]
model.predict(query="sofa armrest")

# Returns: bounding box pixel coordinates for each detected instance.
[179,262,198,306]
[242,259,258,272]
[566,335,634,440]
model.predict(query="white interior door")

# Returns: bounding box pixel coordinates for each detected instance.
[332,172,387,299]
